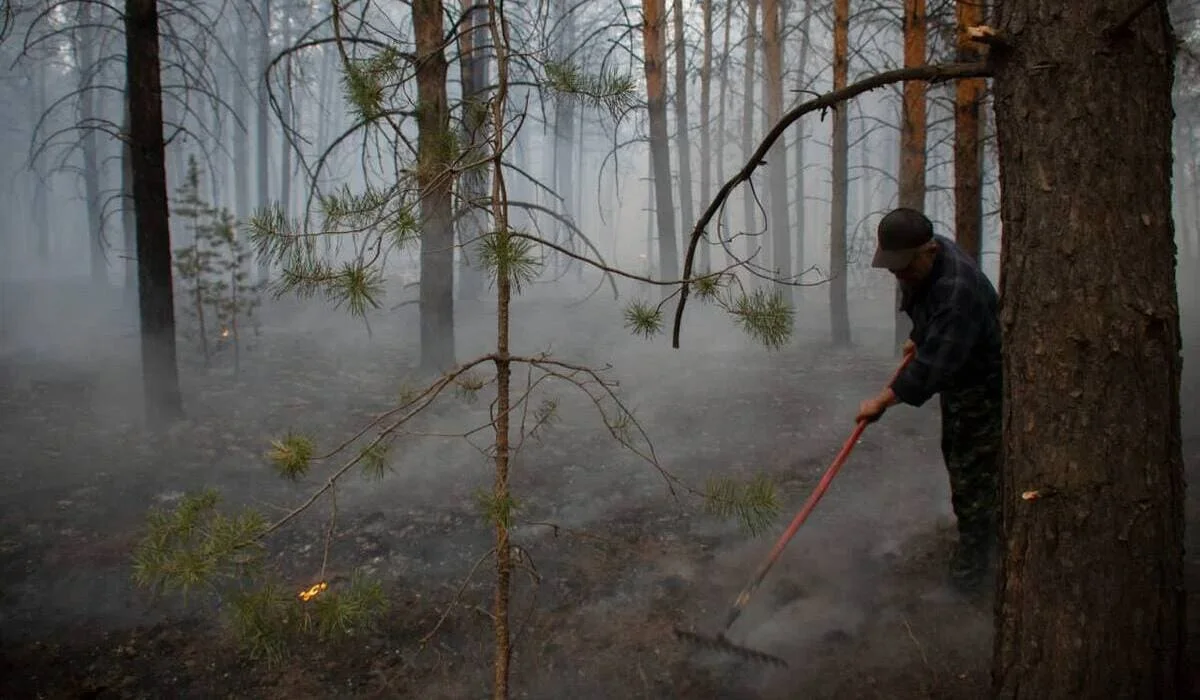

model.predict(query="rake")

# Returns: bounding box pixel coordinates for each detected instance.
[674,351,915,667]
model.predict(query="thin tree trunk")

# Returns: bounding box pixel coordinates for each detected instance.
[715,0,733,268]
[125,0,183,425]
[643,0,679,287]
[991,2,1185,695]
[762,0,790,303]
[740,0,759,278]
[672,0,694,257]
[895,0,927,352]
[953,0,985,261]
[415,0,456,370]
[76,2,107,286]
[122,88,138,295]
[256,0,271,283]
[280,40,293,219]
[698,0,712,272]
[33,65,50,265]
[828,0,850,345]
[791,0,813,278]
[233,10,251,229]
[553,0,576,276]
[458,0,488,300]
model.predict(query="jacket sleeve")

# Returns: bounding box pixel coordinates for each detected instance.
[890,283,983,407]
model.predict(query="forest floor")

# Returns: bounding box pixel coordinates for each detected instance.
[0,282,1197,699]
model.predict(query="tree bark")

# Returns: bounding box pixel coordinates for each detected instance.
[76,1,107,286]
[895,0,926,352]
[672,0,695,263]
[125,0,184,425]
[715,0,733,268]
[415,0,457,370]
[643,0,679,286]
[698,0,712,272]
[740,0,759,279]
[991,2,1186,696]
[791,0,813,279]
[457,0,488,300]
[953,0,985,262]
[256,0,272,283]
[762,0,791,304]
[829,0,850,345]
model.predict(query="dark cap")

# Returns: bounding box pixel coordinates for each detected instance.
[871,208,934,270]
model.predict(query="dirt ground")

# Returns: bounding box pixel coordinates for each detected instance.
[0,283,1197,699]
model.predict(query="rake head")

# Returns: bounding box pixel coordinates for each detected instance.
[673,627,788,668]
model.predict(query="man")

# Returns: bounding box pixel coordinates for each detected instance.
[855,207,1002,594]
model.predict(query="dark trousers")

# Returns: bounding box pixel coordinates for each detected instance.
[939,377,1002,568]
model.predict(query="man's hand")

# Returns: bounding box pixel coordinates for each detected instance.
[856,387,899,424]
[902,338,916,357]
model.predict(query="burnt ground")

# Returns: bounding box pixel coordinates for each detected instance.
[0,282,1198,699]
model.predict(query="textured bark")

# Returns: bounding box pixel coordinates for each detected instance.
[415,0,457,370]
[457,0,488,300]
[953,0,985,262]
[256,0,271,283]
[699,0,712,272]
[125,0,183,425]
[991,2,1185,696]
[792,0,813,277]
[740,0,759,277]
[672,0,695,262]
[75,2,106,286]
[552,0,576,277]
[895,0,926,351]
[828,0,850,345]
[643,0,679,285]
[762,0,791,303]
[715,0,733,268]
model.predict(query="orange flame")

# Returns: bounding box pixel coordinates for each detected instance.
[220,327,231,339]
[298,582,327,601]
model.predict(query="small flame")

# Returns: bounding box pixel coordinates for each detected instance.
[220,327,231,339]
[298,582,327,601]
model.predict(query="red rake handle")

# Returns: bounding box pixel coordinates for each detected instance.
[719,351,915,632]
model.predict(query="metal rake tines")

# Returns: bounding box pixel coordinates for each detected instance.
[673,627,789,668]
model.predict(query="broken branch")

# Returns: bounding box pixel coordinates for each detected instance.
[671,61,994,348]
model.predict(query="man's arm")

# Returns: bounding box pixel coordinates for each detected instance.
[890,290,983,407]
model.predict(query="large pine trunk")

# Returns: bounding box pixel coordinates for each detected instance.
[895,0,926,351]
[762,0,791,304]
[414,0,457,370]
[991,2,1186,696]
[125,0,183,425]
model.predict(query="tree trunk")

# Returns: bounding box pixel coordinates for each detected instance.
[256,0,272,283]
[76,1,107,286]
[280,43,293,219]
[415,0,456,370]
[895,0,926,352]
[233,11,251,231]
[991,3,1186,696]
[740,0,759,278]
[32,65,50,265]
[122,91,137,295]
[828,0,851,345]
[762,0,791,304]
[672,0,695,260]
[953,0,985,262]
[715,0,733,268]
[791,0,814,278]
[553,0,576,277]
[698,0,712,273]
[457,0,488,300]
[643,0,679,286]
[125,0,184,425]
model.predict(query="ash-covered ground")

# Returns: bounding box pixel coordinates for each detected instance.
[1,278,1197,699]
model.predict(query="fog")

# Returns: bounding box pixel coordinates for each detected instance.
[1,1,1199,698]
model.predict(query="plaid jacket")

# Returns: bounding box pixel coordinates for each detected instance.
[890,234,1002,407]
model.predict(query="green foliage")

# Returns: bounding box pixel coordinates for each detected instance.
[543,59,637,116]
[622,299,664,339]
[171,155,265,367]
[341,47,408,121]
[731,288,794,350]
[359,441,392,480]
[475,488,521,529]
[479,232,541,293]
[131,490,267,600]
[268,432,316,481]
[702,474,781,536]
[132,490,388,665]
